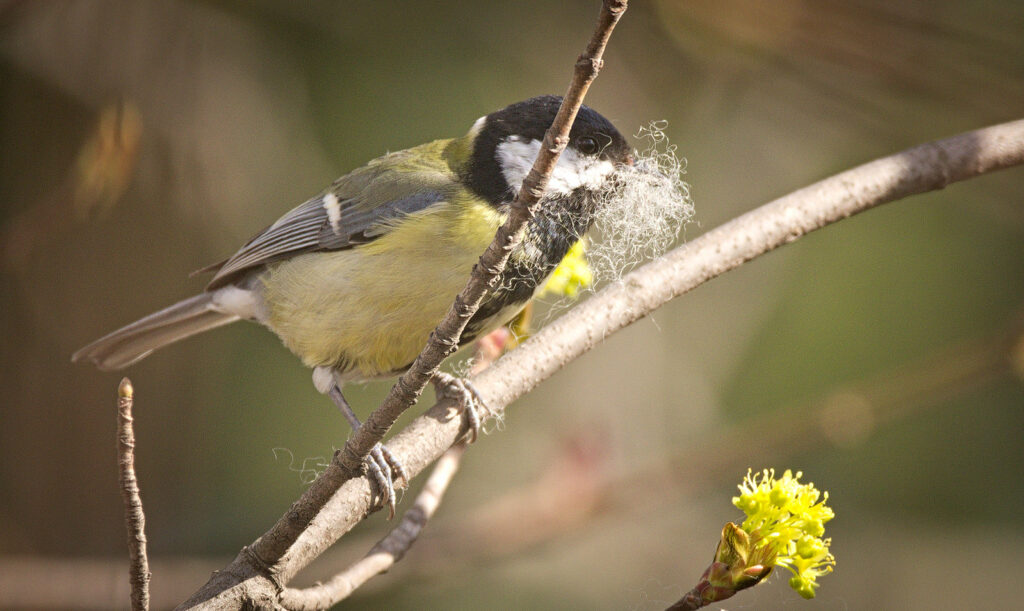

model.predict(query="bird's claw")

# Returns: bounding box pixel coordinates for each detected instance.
[317,371,408,519]
[365,443,406,519]
[432,372,486,443]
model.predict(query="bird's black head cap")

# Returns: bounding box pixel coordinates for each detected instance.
[466,95,631,206]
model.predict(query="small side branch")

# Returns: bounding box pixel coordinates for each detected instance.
[245,0,630,575]
[666,590,706,610]
[277,444,467,610]
[276,118,1024,583]
[181,117,1024,610]
[336,0,629,475]
[118,378,151,611]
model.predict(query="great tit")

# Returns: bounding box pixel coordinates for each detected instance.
[74,95,631,510]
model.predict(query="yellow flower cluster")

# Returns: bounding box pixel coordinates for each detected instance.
[540,240,593,298]
[732,469,836,599]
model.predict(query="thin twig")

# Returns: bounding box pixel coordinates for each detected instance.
[118,378,151,611]
[180,116,1024,611]
[278,444,467,610]
[666,589,706,610]
[243,0,629,582]
[337,0,629,477]
[276,301,520,606]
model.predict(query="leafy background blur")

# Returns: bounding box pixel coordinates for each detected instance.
[2,0,1023,608]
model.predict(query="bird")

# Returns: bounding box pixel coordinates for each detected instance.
[73,95,632,514]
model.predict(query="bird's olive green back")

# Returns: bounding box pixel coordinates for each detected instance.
[206,133,480,288]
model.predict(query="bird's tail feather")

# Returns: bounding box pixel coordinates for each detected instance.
[72,293,239,371]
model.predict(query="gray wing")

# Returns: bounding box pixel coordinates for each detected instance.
[204,189,445,289]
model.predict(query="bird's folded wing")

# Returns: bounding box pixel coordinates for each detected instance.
[202,147,457,289]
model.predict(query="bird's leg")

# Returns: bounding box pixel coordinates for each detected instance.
[312,367,406,518]
[431,371,486,443]
[327,385,408,518]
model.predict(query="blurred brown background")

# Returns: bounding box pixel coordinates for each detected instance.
[2,0,1023,609]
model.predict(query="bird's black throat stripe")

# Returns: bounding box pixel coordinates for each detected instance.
[464,186,600,341]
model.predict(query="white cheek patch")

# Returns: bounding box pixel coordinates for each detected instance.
[556,147,617,193]
[496,139,616,197]
[496,139,541,195]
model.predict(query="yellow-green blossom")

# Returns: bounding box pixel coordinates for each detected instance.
[732,469,836,599]
[540,240,593,298]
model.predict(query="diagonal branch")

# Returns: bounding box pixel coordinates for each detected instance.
[274,308,515,607]
[338,0,629,475]
[180,117,1024,609]
[246,0,627,575]
[263,116,1024,588]
[473,118,1024,410]
[180,117,1023,609]
[181,3,630,608]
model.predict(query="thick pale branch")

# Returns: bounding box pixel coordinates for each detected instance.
[7,320,1013,610]
[476,118,1024,409]
[181,118,1024,609]
[268,117,1024,589]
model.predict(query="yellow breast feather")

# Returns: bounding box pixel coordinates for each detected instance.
[260,198,508,377]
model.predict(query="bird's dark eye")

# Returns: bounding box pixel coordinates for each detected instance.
[577,136,599,155]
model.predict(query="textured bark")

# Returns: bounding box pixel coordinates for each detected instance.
[181,2,630,608]
[277,445,466,610]
[181,118,1024,609]
[118,378,151,611]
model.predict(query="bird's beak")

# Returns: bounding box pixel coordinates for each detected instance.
[623,154,635,167]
